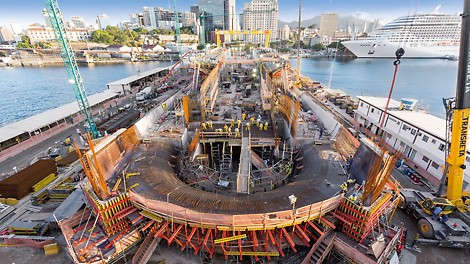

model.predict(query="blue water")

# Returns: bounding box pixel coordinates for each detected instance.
[0,61,171,127]
[296,58,458,118]
[0,58,458,127]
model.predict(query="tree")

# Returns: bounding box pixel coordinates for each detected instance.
[150,29,161,35]
[308,24,317,29]
[16,35,32,49]
[180,26,194,34]
[92,29,114,44]
[133,28,148,35]
[0,51,6,57]
[311,43,325,51]
[327,41,345,49]
[38,42,52,49]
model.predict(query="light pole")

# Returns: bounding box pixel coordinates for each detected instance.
[289,194,297,218]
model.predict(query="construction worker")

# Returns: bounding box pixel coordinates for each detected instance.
[217,128,223,136]
[256,117,261,127]
[237,119,242,128]
[235,127,240,138]
[340,182,348,193]
[230,119,234,127]
[250,117,255,126]
[348,193,358,202]
[228,126,232,137]
[224,124,229,132]
[208,120,213,129]
[259,123,263,130]
[263,121,268,131]
[202,122,207,130]
[246,122,250,131]
[242,112,246,121]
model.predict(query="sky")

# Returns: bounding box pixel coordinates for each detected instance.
[0,0,464,29]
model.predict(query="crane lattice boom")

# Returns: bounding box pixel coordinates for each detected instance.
[45,0,99,138]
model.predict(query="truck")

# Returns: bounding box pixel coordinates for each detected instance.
[136,86,153,101]
[398,0,470,249]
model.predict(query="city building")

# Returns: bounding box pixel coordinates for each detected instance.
[199,0,236,42]
[42,9,52,27]
[0,26,15,42]
[70,16,87,29]
[354,96,470,191]
[97,14,111,30]
[319,13,339,39]
[278,25,290,41]
[141,6,196,29]
[26,23,91,44]
[242,0,278,43]
[129,13,144,28]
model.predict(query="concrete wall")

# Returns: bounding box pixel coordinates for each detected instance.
[134,90,181,137]
[297,91,341,138]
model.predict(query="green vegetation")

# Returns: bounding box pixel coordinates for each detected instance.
[327,41,345,49]
[0,51,6,57]
[38,42,52,49]
[180,26,194,34]
[150,28,175,35]
[92,26,140,45]
[311,43,325,51]
[16,35,33,49]
[308,24,317,29]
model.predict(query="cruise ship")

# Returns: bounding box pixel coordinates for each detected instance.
[342,12,461,58]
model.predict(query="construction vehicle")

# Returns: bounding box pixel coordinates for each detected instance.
[45,0,99,138]
[398,0,470,248]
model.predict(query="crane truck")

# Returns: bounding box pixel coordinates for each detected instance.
[398,0,470,248]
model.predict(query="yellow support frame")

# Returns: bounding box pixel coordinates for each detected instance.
[215,29,272,48]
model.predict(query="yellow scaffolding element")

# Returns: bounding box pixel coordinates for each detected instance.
[214,234,247,244]
[215,29,272,48]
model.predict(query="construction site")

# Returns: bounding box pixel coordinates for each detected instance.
[24,43,405,264]
[0,2,411,263]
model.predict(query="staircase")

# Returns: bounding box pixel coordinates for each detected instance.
[301,232,335,264]
[219,142,232,180]
[211,144,220,170]
[131,230,161,264]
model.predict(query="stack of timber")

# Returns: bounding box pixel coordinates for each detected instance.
[0,160,57,199]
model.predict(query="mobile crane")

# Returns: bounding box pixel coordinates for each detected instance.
[45,0,99,138]
[398,0,470,248]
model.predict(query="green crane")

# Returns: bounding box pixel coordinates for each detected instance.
[173,0,182,56]
[45,0,99,138]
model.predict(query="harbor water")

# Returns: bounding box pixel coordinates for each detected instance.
[0,61,171,127]
[296,57,458,118]
[0,58,457,127]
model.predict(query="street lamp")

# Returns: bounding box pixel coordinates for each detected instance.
[289,194,297,217]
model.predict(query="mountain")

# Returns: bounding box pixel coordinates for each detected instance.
[278,15,374,32]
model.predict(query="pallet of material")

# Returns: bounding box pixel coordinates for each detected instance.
[0,160,57,199]
[56,151,79,166]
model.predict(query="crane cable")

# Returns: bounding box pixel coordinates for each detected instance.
[380,48,405,128]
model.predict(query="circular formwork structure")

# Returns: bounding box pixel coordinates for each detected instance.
[126,138,345,259]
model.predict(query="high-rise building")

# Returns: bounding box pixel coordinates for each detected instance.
[319,13,339,39]
[0,26,15,42]
[141,7,196,29]
[278,25,290,41]
[198,0,236,42]
[97,14,111,30]
[42,9,52,27]
[129,13,144,28]
[70,16,87,29]
[242,0,278,43]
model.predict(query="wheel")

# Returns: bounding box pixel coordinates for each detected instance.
[418,218,434,239]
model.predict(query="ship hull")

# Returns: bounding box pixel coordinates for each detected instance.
[343,40,460,58]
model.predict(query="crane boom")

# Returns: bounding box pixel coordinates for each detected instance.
[45,0,99,138]
[440,0,470,210]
